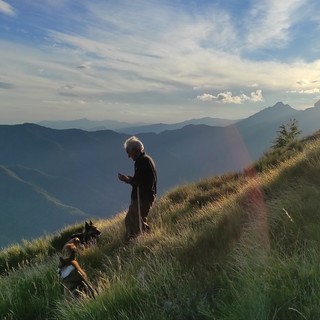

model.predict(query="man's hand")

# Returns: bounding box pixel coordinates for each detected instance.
[118,173,129,183]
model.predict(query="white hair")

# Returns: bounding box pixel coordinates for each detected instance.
[124,136,144,152]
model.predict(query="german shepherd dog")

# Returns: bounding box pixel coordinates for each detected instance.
[58,237,94,298]
[71,220,101,247]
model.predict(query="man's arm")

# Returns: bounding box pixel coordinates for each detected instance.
[118,173,133,184]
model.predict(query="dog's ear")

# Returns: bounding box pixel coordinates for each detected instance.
[85,221,90,230]
[89,220,93,226]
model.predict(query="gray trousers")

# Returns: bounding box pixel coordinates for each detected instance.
[125,199,152,241]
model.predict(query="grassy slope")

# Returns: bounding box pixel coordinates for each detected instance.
[1,131,320,319]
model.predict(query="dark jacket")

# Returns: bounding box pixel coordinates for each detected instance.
[129,152,157,202]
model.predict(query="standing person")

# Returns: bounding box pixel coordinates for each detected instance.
[118,136,157,243]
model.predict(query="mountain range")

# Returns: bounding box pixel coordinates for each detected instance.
[37,117,237,133]
[1,100,320,247]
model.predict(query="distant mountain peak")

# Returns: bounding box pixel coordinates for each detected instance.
[255,101,295,115]
[273,101,290,108]
[315,100,320,108]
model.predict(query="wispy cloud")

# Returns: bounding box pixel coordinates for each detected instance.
[0,0,15,16]
[244,0,308,50]
[0,81,14,89]
[287,88,320,94]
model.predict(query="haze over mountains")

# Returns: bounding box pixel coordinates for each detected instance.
[37,117,237,133]
[1,100,320,247]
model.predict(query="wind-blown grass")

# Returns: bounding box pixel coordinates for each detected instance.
[1,130,320,319]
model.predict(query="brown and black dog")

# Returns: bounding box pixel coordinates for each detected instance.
[58,237,94,298]
[70,220,101,247]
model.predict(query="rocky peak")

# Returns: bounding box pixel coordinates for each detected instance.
[314,100,320,108]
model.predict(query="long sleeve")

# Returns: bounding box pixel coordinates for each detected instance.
[130,153,157,202]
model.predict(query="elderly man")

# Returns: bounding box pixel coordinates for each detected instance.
[118,136,157,243]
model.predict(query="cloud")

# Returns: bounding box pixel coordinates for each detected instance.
[250,89,264,102]
[300,88,320,93]
[288,78,320,93]
[0,0,16,16]
[60,84,74,90]
[197,90,263,104]
[196,93,216,102]
[287,88,320,94]
[296,79,311,86]
[296,79,320,86]
[40,2,320,97]
[42,99,86,105]
[0,81,14,89]
[245,0,307,50]
[77,62,91,69]
[249,83,260,88]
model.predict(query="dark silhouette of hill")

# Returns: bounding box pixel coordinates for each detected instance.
[0,100,320,247]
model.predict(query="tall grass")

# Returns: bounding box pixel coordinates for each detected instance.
[0,260,61,320]
[0,223,86,275]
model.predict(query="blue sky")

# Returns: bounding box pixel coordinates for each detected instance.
[1,0,320,124]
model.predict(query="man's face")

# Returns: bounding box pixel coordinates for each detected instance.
[126,148,139,161]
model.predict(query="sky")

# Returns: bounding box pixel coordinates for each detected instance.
[1,0,320,124]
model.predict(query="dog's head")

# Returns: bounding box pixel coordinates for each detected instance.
[84,220,101,244]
